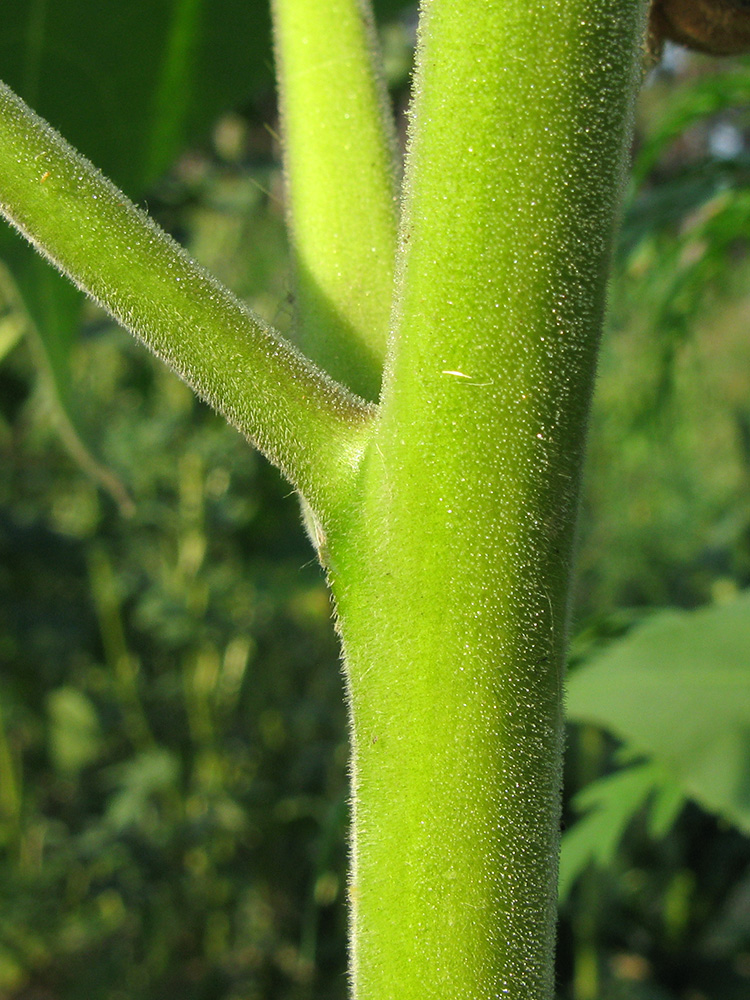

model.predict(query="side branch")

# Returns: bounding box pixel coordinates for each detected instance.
[273,0,398,400]
[0,81,375,518]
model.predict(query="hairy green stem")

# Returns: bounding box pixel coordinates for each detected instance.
[326,2,648,997]
[272,0,399,400]
[0,80,374,519]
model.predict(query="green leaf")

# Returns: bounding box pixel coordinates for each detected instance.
[0,0,274,193]
[635,67,750,186]
[559,760,685,902]
[0,0,412,195]
[566,592,750,837]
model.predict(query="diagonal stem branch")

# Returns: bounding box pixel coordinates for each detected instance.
[0,81,375,518]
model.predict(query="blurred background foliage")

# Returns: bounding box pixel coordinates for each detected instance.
[1,3,750,998]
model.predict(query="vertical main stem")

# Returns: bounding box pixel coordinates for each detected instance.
[325,2,647,998]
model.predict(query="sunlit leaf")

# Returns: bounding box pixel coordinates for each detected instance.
[559,759,685,902]
[566,592,750,837]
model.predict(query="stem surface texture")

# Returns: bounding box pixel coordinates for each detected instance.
[327,2,648,998]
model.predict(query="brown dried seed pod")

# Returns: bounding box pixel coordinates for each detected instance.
[649,0,750,56]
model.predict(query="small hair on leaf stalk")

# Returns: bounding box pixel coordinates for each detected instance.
[300,496,330,568]
[649,0,750,58]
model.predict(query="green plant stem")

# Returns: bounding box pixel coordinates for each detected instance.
[272,0,398,399]
[0,80,374,519]
[326,2,648,997]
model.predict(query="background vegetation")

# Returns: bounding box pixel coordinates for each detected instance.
[1,5,750,998]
